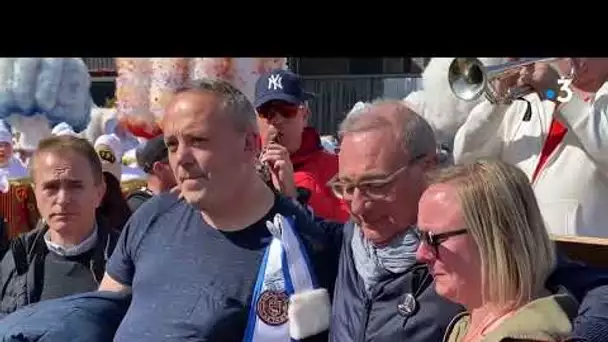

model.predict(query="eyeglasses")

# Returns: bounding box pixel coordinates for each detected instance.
[416,227,468,255]
[328,154,426,201]
[257,102,301,120]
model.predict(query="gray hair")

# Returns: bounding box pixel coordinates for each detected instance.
[339,98,437,159]
[175,78,259,134]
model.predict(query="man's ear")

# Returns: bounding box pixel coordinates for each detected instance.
[300,103,311,123]
[151,161,164,175]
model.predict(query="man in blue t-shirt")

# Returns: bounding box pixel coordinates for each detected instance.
[99,79,342,341]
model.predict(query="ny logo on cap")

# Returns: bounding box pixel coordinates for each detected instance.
[268,74,283,91]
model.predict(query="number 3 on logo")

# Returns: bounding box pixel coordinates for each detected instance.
[557,77,573,103]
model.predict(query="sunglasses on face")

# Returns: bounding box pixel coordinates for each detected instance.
[257,102,300,120]
[416,227,468,254]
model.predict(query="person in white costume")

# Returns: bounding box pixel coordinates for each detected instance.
[0,120,28,192]
[94,134,123,182]
[0,121,39,241]
[404,58,509,155]
[93,133,134,229]
[448,57,608,238]
[85,108,149,195]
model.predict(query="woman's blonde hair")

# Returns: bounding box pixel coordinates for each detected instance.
[427,159,556,307]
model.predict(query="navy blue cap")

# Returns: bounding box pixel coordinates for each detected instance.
[254,69,315,108]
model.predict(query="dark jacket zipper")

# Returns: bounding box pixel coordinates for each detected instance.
[358,298,373,342]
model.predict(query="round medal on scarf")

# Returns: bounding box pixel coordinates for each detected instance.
[256,290,289,326]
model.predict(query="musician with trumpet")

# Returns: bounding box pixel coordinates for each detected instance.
[450,58,608,238]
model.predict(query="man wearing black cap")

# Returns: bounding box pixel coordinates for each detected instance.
[126,135,176,212]
[255,69,349,223]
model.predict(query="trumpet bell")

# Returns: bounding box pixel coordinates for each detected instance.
[447,57,560,104]
[448,58,487,102]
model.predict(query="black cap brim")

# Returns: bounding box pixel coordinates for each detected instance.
[255,93,304,109]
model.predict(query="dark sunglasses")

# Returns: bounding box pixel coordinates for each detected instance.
[257,103,300,120]
[416,228,468,253]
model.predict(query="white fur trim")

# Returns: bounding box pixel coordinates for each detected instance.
[85,107,117,144]
[288,288,331,339]
[404,90,426,114]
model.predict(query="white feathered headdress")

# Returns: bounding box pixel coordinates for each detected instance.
[84,107,118,144]
[0,58,92,151]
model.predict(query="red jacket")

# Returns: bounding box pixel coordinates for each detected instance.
[291,128,349,223]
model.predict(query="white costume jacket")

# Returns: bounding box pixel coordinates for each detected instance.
[453,83,608,238]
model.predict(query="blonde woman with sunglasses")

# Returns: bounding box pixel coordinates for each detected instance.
[416,159,582,342]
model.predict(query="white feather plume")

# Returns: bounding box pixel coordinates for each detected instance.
[83,107,117,144]
[0,58,92,131]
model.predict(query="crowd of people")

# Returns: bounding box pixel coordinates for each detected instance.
[0,57,605,342]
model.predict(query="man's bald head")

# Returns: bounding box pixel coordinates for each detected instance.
[339,99,437,161]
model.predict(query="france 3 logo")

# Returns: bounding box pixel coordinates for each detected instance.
[545,77,573,103]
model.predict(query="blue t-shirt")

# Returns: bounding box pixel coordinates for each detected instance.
[106,193,342,342]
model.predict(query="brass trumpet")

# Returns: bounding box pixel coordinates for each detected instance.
[448,58,560,104]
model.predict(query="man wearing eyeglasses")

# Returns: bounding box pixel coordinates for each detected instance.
[254,69,349,223]
[328,99,463,341]
[328,99,608,342]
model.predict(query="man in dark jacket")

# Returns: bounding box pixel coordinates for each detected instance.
[327,99,608,342]
[0,135,119,317]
